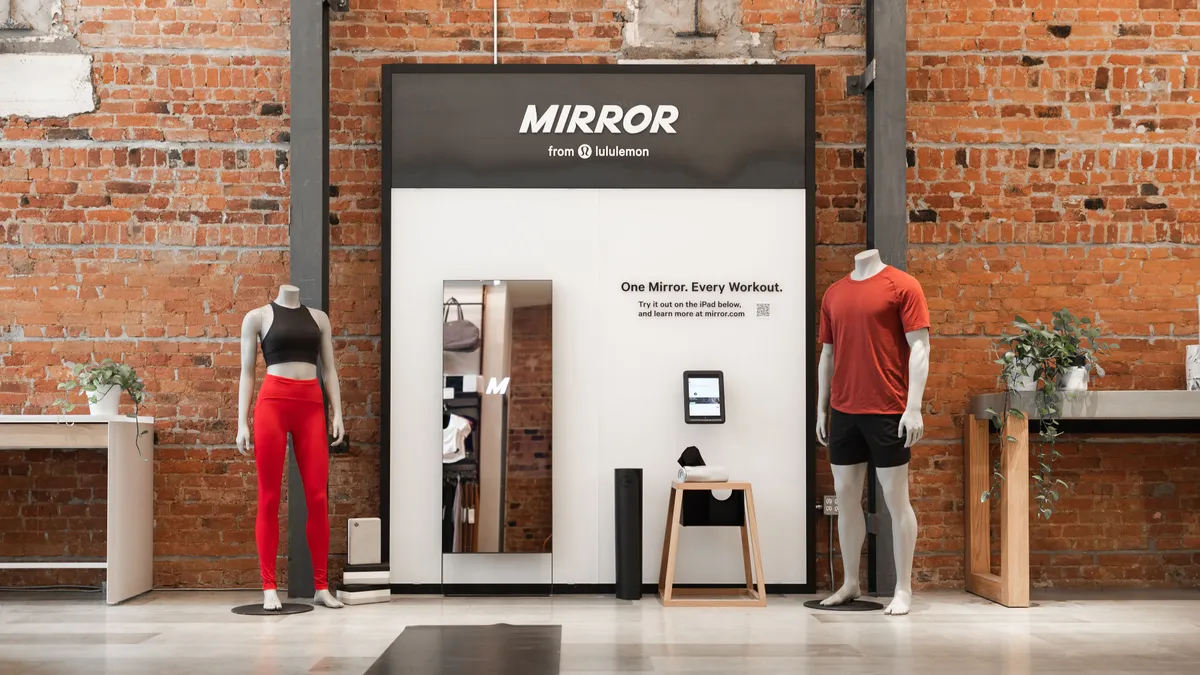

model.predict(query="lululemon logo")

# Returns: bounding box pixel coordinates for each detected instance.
[577,143,592,159]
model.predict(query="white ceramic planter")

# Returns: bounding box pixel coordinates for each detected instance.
[1008,362,1037,392]
[1059,367,1089,392]
[87,385,120,416]
[1187,344,1200,392]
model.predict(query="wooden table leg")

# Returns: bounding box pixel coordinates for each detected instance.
[1000,411,1030,608]
[658,487,677,596]
[743,486,767,606]
[964,414,1001,602]
[660,488,684,604]
[106,421,154,605]
[740,516,754,591]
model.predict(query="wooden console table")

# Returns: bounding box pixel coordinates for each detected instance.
[0,415,155,604]
[964,391,1200,608]
[658,481,766,607]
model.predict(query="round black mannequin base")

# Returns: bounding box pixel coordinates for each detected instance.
[232,602,314,616]
[803,598,885,612]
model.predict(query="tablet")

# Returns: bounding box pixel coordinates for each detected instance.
[683,370,725,424]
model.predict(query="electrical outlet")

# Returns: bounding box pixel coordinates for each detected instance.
[822,495,839,516]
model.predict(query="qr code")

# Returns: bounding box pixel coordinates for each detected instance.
[756,303,770,318]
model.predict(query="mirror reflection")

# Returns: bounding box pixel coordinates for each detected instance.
[442,280,553,554]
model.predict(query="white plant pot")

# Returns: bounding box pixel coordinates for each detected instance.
[87,385,121,416]
[1187,345,1200,392]
[1059,367,1089,392]
[1008,363,1037,392]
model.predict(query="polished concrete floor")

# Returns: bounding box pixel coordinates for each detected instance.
[1,590,1198,674]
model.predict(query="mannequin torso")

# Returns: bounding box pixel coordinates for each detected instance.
[254,288,322,380]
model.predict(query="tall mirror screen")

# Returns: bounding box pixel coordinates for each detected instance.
[442,280,553,554]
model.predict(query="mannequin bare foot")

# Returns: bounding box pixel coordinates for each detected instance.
[884,589,912,616]
[263,590,282,611]
[819,581,861,607]
[313,589,344,609]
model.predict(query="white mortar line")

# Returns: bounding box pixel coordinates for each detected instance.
[330,49,616,59]
[0,139,289,150]
[87,47,291,57]
[910,49,1197,57]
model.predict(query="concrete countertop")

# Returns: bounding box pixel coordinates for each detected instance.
[969,390,1200,420]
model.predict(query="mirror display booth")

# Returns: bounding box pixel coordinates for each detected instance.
[382,65,816,592]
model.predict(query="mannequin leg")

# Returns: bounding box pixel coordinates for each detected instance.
[252,399,287,610]
[820,462,868,606]
[291,402,341,608]
[877,464,917,615]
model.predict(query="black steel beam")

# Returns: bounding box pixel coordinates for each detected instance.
[286,0,333,600]
[863,0,907,268]
[850,0,907,597]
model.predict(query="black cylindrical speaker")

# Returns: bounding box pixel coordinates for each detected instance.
[614,468,643,600]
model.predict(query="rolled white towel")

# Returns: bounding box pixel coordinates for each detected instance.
[676,466,729,483]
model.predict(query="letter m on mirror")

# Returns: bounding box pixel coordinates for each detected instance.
[485,377,510,395]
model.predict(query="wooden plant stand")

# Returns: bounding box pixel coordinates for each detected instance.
[657,481,766,607]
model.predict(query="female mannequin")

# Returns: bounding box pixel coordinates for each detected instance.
[815,249,928,616]
[236,284,345,610]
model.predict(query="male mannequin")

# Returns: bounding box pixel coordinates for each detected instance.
[237,284,345,610]
[816,249,929,616]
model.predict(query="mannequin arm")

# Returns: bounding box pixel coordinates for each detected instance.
[899,328,930,447]
[816,343,834,446]
[236,311,261,455]
[316,310,345,445]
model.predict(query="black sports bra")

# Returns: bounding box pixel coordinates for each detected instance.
[261,302,321,366]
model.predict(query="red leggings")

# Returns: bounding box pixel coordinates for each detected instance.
[253,374,330,591]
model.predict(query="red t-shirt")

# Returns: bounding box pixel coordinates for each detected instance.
[819,266,930,415]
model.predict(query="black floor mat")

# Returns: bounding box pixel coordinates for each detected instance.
[364,624,562,675]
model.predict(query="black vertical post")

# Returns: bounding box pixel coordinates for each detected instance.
[286,0,333,599]
[858,0,907,597]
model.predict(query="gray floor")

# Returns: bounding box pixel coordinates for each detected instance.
[1,589,1198,674]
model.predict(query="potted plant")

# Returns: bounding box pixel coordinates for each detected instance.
[985,310,1117,518]
[54,359,151,456]
[1052,309,1110,392]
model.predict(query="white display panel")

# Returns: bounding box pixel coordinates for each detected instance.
[389,188,808,585]
[686,375,723,420]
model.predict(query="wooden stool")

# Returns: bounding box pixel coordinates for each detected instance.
[657,481,766,607]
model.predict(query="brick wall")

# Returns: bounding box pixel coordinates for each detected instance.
[504,304,553,553]
[0,449,107,587]
[1,0,1197,590]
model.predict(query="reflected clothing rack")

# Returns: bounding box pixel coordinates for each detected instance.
[443,468,479,553]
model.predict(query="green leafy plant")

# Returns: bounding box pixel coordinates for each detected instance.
[54,359,150,457]
[984,310,1117,519]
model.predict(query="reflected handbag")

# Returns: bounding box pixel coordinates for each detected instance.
[442,298,481,352]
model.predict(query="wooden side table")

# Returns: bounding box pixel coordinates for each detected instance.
[657,481,766,607]
[0,415,155,605]
[964,390,1200,608]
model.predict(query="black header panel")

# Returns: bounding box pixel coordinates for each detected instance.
[385,65,813,190]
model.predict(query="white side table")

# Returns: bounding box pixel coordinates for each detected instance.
[0,414,155,604]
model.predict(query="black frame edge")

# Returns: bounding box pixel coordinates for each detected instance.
[379,65,394,564]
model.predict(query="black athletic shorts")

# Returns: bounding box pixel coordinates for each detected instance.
[829,409,910,468]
